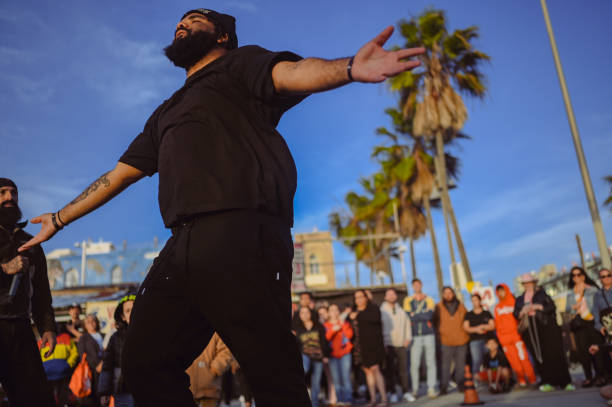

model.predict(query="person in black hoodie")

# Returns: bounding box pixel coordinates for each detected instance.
[294,306,330,407]
[99,294,136,407]
[0,178,56,406]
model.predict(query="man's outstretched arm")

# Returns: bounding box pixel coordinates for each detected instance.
[19,162,144,251]
[272,26,425,94]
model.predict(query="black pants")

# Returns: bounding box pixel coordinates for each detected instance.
[0,320,55,406]
[122,210,310,407]
[384,346,409,393]
[574,320,605,380]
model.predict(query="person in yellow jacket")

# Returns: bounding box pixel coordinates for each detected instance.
[39,327,79,406]
[186,332,234,407]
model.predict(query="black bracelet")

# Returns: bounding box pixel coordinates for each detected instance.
[56,211,66,227]
[347,56,355,82]
[51,213,63,231]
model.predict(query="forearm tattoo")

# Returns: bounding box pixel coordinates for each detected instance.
[70,171,111,205]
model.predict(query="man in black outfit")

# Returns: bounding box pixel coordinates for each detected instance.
[21,8,424,407]
[0,178,56,406]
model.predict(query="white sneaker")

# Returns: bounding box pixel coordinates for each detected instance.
[449,380,457,389]
[427,388,438,398]
[389,393,399,403]
[403,392,416,402]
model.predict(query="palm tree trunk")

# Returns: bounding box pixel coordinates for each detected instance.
[435,131,473,282]
[434,152,462,297]
[423,196,444,298]
[410,236,417,280]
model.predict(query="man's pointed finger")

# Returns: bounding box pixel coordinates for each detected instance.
[396,47,426,60]
[372,26,394,47]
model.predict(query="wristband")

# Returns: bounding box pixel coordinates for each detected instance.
[347,56,355,82]
[56,211,66,227]
[51,213,63,231]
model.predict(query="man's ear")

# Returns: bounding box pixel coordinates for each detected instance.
[217,32,229,47]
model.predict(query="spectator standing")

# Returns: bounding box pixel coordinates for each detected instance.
[0,179,56,406]
[39,325,79,406]
[380,288,415,403]
[324,303,354,405]
[77,314,104,406]
[483,338,512,394]
[295,306,330,407]
[317,304,337,406]
[350,289,388,407]
[514,273,574,392]
[493,283,536,387]
[434,286,469,395]
[594,269,612,338]
[403,279,437,399]
[566,266,606,387]
[186,332,234,407]
[463,293,495,380]
[66,303,85,340]
[98,295,136,407]
[292,292,315,331]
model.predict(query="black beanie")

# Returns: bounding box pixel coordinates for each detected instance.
[0,178,17,192]
[181,8,238,49]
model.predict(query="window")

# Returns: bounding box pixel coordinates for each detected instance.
[65,268,79,287]
[111,266,122,284]
[309,254,320,275]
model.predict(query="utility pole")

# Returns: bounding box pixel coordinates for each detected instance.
[540,0,612,269]
[576,234,585,270]
[393,202,409,293]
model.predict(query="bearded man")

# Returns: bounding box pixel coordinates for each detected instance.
[0,178,56,406]
[21,8,424,407]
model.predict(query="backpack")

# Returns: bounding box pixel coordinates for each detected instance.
[69,353,92,398]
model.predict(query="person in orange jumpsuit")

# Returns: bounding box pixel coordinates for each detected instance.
[493,283,537,386]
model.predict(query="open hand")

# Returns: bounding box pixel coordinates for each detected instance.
[351,26,425,83]
[1,255,29,275]
[18,213,58,252]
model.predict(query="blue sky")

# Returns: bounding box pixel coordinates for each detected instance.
[1,0,611,297]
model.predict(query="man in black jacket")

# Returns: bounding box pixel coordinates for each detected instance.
[0,178,56,406]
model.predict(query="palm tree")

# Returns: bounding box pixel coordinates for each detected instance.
[374,108,443,294]
[330,172,397,284]
[391,9,490,283]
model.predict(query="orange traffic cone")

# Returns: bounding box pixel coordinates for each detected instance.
[461,365,484,405]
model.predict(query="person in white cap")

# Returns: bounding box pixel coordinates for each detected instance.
[513,272,574,392]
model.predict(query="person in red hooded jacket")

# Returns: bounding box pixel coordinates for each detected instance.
[494,283,537,386]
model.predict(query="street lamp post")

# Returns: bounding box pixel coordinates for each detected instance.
[540,0,612,269]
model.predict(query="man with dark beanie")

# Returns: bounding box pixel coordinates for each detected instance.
[20,8,424,407]
[0,178,56,406]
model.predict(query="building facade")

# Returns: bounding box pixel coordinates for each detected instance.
[294,230,336,291]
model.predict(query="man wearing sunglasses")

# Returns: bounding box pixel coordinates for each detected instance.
[593,269,612,338]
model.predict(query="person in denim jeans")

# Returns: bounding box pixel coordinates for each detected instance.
[295,306,330,407]
[463,293,495,382]
[324,304,354,405]
[403,279,437,399]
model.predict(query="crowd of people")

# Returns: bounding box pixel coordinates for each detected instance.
[7,265,612,407]
[287,268,612,406]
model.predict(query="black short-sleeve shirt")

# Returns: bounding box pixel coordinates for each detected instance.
[464,310,494,341]
[483,350,510,370]
[119,45,307,228]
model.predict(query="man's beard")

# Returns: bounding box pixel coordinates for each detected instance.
[164,29,220,70]
[0,202,22,228]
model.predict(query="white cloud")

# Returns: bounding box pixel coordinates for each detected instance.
[0,73,56,104]
[488,216,590,260]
